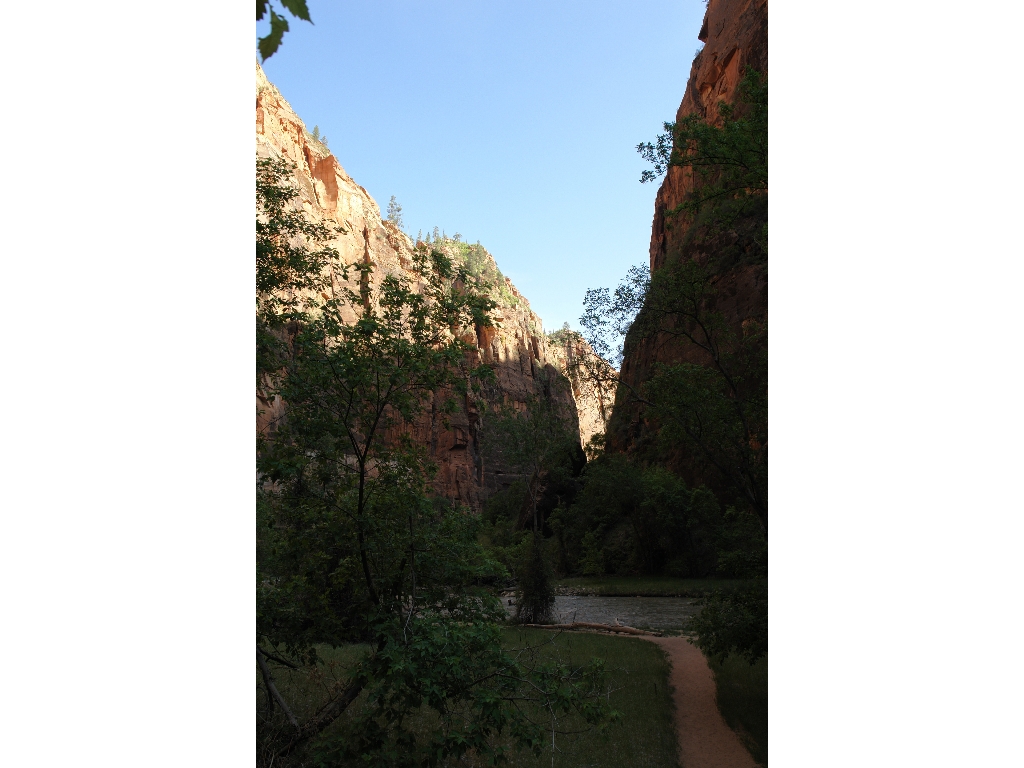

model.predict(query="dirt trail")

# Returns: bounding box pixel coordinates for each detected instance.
[646,636,758,768]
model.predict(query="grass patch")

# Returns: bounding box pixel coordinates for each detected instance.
[257,629,679,767]
[499,629,678,767]
[709,653,768,767]
[556,575,751,597]
[258,643,368,725]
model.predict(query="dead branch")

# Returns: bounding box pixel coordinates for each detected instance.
[257,644,300,670]
[276,676,365,758]
[257,646,300,731]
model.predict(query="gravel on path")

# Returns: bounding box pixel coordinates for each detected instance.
[645,636,759,768]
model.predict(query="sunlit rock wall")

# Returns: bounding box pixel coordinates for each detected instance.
[256,63,582,510]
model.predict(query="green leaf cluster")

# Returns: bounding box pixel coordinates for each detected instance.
[257,0,312,62]
[255,156,613,765]
[688,579,768,663]
[628,255,768,534]
[638,68,767,221]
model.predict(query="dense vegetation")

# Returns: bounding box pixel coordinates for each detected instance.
[256,157,615,767]
[489,69,770,664]
[480,438,765,580]
[259,629,678,768]
[710,653,768,766]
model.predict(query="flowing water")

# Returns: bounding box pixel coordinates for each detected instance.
[504,595,701,631]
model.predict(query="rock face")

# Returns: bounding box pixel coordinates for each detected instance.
[256,63,585,511]
[545,331,616,450]
[607,0,767,460]
[649,0,768,274]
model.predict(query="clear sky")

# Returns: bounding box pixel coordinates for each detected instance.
[259,0,706,334]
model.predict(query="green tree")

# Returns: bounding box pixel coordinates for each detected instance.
[483,391,580,624]
[636,261,767,534]
[485,392,579,535]
[630,68,767,534]
[310,125,328,147]
[256,157,614,764]
[581,69,768,534]
[386,195,404,231]
[638,67,767,239]
[257,156,342,397]
[555,454,736,579]
[513,535,556,624]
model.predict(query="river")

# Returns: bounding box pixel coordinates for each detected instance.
[504,595,701,631]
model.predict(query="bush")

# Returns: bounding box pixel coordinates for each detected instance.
[689,579,768,663]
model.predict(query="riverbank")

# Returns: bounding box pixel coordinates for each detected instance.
[521,580,768,766]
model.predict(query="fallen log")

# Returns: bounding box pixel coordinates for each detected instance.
[520,621,663,637]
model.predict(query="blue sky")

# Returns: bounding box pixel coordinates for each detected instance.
[259,0,706,333]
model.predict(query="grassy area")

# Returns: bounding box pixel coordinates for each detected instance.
[258,629,679,768]
[556,575,751,597]
[498,629,678,768]
[258,642,368,723]
[709,653,768,767]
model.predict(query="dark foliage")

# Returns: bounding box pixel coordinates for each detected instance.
[513,534,556,624]
[689,580,768,663]
[255,157,614,766]
[551,454,765,580]
[561,69,768,660]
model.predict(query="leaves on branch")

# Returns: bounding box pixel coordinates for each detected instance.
[258,9,290,62]
[279,0,311,23]
[255,156,614,765]
[257,0,314,61]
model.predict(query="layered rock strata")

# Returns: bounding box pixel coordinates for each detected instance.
[257,63,599,510]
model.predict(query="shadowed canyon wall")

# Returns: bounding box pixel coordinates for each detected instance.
[607,0,767,470]
[256,64,605,510]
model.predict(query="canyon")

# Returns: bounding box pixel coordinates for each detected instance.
[256,0,767,513]
[256,63,610,510]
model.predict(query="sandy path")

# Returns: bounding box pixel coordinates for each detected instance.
[646,636,758,768]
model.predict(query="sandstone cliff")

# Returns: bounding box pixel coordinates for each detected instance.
[607,0,767,465]
[649,0,768,274]
[256,63,599,510]
[545,330,616,450]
